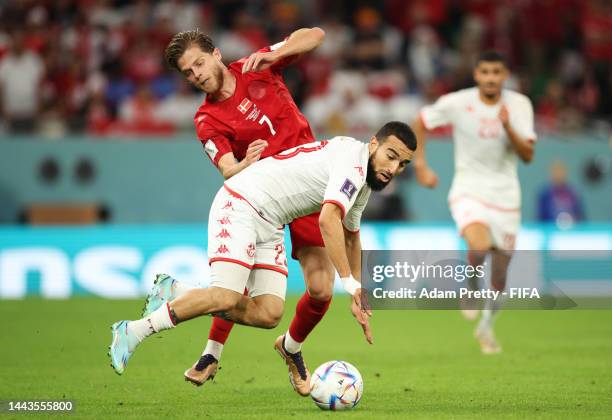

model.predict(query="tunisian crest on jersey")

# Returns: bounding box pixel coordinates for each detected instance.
[341,179,357,200]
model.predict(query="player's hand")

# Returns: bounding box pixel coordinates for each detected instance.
[351,288,373,344]
[498,105,510,127]
[242,51,279,73]
[243,139,268,166]
[415,165,439,189]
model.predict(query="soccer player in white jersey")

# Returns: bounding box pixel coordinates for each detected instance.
[412,51,536,354]
[109,122,416,390]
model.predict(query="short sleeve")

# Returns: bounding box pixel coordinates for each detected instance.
[343,187,371,232]
[195,114,233,166]
[420,93,457,130]
[509,96,537,142]
[323,141,367,219]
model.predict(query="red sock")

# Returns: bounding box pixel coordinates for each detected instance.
[288,292,331,343]
[208,317,234,344]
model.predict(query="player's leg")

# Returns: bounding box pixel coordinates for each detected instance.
[473,250,511,355]
[181,186,252,383]
[110,187,266,375]
[183,313,238,387]
[284,215,335,353]
[476,249,511,340]
[463,222,492,277]
[240,217,324,397]
[110,262,287,375]
[183,269,286,386]
[462,223,491,320]
[475,210,519,354]
[451,196,492,320]
[275,214,335,396]
[183,267,286,385]
[274,247,334,397]
[186,268,289,385]
[274,246,334,393]
[108,261,251,375]
[462,222,504,354]
[171,265,285,328]
[142,277,239,386]
[142,274,239,378]
[283,246,334,352]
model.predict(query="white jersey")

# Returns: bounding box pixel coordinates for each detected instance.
[420,87,536,209]
[225,136,372,232]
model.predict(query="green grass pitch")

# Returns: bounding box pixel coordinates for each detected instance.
[1,297,611,419]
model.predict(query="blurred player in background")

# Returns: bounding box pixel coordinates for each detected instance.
[412,51,536,354]
[149,28,334,395]
[109,124,417,386]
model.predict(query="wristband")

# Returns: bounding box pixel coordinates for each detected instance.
[341,275,361,295]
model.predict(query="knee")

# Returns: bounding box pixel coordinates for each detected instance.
[303,265,335,301]
[468,238,491,252]
[259,305,284,329]
[306,279,334,301]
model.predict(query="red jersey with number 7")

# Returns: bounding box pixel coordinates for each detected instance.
[194,42,316,167]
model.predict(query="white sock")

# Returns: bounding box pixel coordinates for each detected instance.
[173,281,196,298]
[127,303,176,351]
[202,340,224,360]
[283,331,302,354]
[477,296,503,331]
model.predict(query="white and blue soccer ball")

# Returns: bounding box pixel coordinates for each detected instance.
[310,360,363,410]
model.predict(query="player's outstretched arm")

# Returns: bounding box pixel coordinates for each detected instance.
[217,139,268,179]
[411,116,439,188]
[319,203,373,344]
[242,27,325,73]
[345,228,373,343]
[345,229,362,283]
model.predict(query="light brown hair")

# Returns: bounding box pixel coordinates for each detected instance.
[164,30,215,71]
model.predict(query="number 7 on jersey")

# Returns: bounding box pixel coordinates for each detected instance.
[259,115,276,136]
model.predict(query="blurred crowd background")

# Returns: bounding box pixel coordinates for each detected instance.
[0,0,611,140]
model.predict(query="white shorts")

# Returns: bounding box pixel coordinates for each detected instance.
[209,261,287,300]
[207,185,288,294]
[449,194,520,251]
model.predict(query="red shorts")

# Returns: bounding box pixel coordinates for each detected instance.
[288,212,325,260]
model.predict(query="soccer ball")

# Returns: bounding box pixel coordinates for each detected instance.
[310,360,363,410]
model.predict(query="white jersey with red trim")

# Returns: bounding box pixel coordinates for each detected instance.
[224,136,371,232]
[420,87,536,209]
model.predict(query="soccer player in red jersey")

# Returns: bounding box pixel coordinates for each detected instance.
[160,28,336,395]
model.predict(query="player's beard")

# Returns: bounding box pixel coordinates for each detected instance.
[204,64,224,95]
[481,83,501,100]
[366,151,390,191]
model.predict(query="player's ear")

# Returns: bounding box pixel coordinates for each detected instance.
[213,48,222,62]
[368,136,378,153]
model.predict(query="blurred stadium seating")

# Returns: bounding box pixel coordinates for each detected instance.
[0,0,610,139]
